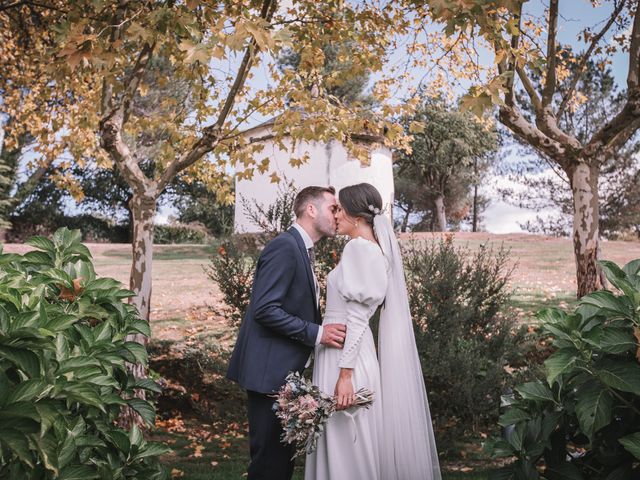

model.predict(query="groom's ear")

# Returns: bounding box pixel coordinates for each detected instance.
[306,202,317,219]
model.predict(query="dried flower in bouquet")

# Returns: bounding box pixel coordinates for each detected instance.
[272,372,374,459]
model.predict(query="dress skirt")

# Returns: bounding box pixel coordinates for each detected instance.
[304,322,383,480]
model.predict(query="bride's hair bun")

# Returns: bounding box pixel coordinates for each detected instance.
[338,183,383,226]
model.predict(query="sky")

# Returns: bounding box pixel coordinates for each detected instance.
[5,0,632,234]
[217,0,631,234]
[462,0,630,233]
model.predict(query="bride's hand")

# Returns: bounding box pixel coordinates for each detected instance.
[334,369,355,410]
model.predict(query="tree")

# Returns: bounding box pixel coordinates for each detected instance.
[497,57,640,240]
[2,0,411,424]
[397,98,498,231]
[278,41,375,106]
[420,0,640,297]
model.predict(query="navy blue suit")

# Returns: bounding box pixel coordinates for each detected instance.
[227,226,321,479]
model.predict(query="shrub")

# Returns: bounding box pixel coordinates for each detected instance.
[153,222,208,244]
[487,259,640,479]
[206,240,258,328]
[209,181,345,328]
[0,228,169,479]
[403,235,525,454]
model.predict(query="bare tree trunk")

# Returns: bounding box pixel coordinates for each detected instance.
[472,183,479,232]
[130,192,156,321]
[472,158,479,232]
[401,208,411,233]
[117,191,156,428]
[569,162,602,298]
[434,194,447,232]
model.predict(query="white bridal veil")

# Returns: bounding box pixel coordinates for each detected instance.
[373,214,442,480]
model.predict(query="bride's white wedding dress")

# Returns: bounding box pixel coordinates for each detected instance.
[305,213,441,480]
[305,237,387,480]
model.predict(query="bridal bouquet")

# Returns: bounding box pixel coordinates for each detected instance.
[272,372,374,459]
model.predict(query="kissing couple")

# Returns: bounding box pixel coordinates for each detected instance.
[227,183,441,480]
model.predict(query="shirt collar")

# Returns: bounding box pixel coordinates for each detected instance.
[292,222,314,250]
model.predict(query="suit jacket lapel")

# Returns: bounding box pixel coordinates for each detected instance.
[288,227,320,321]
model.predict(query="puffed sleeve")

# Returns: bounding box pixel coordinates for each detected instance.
[336,238,388,369]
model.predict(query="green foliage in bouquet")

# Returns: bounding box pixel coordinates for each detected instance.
[0,228,169,479]
[487,259,640,479]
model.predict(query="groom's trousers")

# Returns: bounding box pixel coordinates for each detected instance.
[246,390,296,480]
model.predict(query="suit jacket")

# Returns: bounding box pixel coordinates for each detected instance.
[226,227,321,393]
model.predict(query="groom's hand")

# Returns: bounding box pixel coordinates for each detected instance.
[320,324,347,349]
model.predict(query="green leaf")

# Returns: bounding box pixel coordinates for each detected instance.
[25,236,55,253]
[484,438,515,458]
[619,432,640,460]
[516,381,555,403]
[41,268,74,287]
[129,319,151,337]
[622,259,640,278]
[544,348,578,384]
[22,251,53,265]
[505,422,525,452]
[596,359,640,395]
[0,428,34,467]
[575,382,614,441]
[32,431,59,475]
[498,407,531,427]
[62,383,106,412]
[599,260,638,300]
[123,341,148,365]
[545,462,584,480]
[592,327,636,354]
[0,345,40,377]
[133,442,171,460]
[58,464,99,480]
[0,401,40,421]
[44,314,80,332]
[132,377,162,393]
[127,398,156,426]
[129,423,144,448]
[581,291,633,318]
[57,356,102,375]
[7,379,49,403]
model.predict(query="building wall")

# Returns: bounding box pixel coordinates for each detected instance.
[234,128,394,233]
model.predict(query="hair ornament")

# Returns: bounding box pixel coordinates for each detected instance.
[368,204,382,215]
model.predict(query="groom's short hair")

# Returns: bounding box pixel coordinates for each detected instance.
[294,186,336,218]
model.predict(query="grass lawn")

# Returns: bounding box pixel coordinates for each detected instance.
[157,425,499,479]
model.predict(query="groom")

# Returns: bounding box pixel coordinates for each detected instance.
[227,185,347,480]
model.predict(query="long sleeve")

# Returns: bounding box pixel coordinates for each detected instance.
[252,237,320,347]
[336,239,388,368]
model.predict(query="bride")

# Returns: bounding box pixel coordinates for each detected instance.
[305,183,441,480]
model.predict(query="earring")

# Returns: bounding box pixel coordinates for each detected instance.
[355,220,359,228]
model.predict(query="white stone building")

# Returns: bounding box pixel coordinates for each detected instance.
[234,117,395,233]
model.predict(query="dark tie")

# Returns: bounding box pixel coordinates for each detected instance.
[307,247,316,270]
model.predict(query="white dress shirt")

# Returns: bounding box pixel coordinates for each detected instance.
[292,222,323,345]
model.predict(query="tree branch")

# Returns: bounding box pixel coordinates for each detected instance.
[499,2,523,108]
[557,0,627,117]
[499,105,567,161]
[99,42,155,195]
[0,1,25,11]
[12,159,49,205]
[541,0,558,108]
[586,1,640,160]
[627,0,640,90]
[157,0,277,192]
[516,65,543,113]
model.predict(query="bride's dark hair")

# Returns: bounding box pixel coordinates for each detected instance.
[338,183,383,226]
